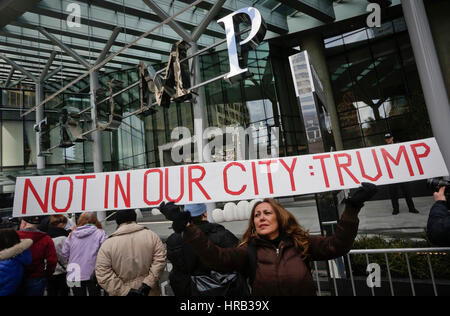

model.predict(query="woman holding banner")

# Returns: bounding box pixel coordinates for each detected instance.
[160,183,377,296]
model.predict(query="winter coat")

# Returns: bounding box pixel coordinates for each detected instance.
[17,229,57,279]
[47,226,70,275]
[427,201,450,246]
[166,221,239,296]
[184,205,360,296]
[95,223,166,296]
[62,225,107,281]
[0,239,33,296]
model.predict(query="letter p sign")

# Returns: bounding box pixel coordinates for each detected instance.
[218,7,267,83]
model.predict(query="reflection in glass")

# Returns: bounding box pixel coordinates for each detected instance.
[325,17,430,147]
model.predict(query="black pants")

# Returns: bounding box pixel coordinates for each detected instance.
[71,279,101,296]
[47,274,69,296]
[388,182,416,211]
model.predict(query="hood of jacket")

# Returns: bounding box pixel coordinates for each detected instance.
[109,223,146,238]
[17,229,47,244]
[72,224,99,238]
[0,239,33,261]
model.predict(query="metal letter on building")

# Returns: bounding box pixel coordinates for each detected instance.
[58,107,89,148]
[218,7,267,83]
[95,79,124,131]
[139,40,192,110]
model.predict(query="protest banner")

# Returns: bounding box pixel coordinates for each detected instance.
[13,137,448,217]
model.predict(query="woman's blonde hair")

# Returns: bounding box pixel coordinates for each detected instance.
[76,212,102,229]
[240,198,310,259]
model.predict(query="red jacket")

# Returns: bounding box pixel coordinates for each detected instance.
[17,229,57,279]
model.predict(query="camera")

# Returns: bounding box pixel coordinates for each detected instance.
[427,177,450,209]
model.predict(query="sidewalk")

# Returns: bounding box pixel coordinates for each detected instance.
[104,196,435,240]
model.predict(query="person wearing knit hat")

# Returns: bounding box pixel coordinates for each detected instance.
[115,209,137,226]
[17,215,57,296]
[22,216,42,225]
[184,203,207,217]
[95,209,166,296]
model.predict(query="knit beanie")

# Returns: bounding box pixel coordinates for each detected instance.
[115,209,137,226]
[184,203,207,217]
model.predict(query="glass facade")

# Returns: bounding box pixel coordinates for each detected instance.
[325,17,432,149]
[201,42,279,160]
[0,5,442,203]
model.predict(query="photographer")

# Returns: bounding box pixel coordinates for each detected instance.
[427,186,450,246]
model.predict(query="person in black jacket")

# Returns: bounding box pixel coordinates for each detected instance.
[384,133,419,215]
[165,203,240,296]
[46,215,70,296]
[427,186,450,246]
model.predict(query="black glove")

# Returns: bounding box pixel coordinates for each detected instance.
[126,284,152,296]
[127,288,141,296]
[159,201,182,221]
[137,283,151,296]
[345,182,378,209]
[159,201,191,233]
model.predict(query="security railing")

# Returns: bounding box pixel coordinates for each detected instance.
[319,247,450,296]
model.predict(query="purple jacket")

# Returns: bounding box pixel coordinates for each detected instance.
[62,225,107,281]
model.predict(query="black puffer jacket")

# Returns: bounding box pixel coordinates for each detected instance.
[427,201,450,246]
[184,206,360,296]
[166,220,239,296]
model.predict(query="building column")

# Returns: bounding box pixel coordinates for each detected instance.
[298,33,344,151]
[402,0,450,172]
[35,83,45,171]
[1,88,8,106]
[188,43,216,219]
[90,72,106,221]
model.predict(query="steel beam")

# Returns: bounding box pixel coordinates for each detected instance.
[22,0,205,117]
[7,76,27,88]
[37,27,92,70]
[0,54,38,83]
[42,65,63,83]
[95,27,122,65]
[35,83,45,170]
[5,67,15,87]
[192,0,227,42]
[142,0,192,42]
[39,51,57,82]
[277,0,335,22]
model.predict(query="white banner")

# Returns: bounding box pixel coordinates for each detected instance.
[13,138,449,217]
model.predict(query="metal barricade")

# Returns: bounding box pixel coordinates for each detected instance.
[311,247,450,296]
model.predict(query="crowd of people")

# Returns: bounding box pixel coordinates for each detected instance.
[0,181,448,296]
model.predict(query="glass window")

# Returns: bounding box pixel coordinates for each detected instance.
[2,121,24,167]
[325,17,431,149]
[24,121,37,167]
[47,126,65,165]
